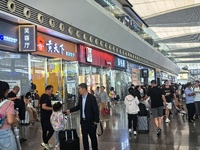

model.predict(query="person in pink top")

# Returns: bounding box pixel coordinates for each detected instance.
[0,81,19,150]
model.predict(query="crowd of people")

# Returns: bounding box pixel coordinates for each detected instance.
[1,79,200,150]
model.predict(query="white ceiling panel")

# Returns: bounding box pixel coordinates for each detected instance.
[129,0,200,18]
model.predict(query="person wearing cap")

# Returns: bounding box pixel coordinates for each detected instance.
[24,92,40,125]
[185,82,196,123]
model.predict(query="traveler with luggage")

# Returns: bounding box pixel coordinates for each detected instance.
[124,87,139,135]
[66,83,99,150]
[40,85,54,150]
[50,102,65,150]
[145,80,166,135]
[0,81,19,150]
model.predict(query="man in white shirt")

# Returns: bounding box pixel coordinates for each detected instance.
[193,81,200,119]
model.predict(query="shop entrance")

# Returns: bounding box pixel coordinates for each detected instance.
[30,55,78,104]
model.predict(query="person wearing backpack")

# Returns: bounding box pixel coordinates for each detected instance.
[0,81,19,150]
[124,87,140,135]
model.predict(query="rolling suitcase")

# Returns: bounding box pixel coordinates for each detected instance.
[137,116,149,133]
[21,111,30,125]
[59,114,80,150]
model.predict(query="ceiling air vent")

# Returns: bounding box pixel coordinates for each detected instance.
[7,0,16,13]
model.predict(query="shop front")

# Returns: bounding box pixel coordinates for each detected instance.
[112,56,129,99]
[0,20,29,95]
[78,45,114,93]
[31,32,77,102]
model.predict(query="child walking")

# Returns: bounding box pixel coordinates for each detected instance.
[50,102,65,150]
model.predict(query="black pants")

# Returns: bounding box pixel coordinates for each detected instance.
[41,118,54,144]
[186,103,196,121]
[81,120,98,150]
[128,114,138,131]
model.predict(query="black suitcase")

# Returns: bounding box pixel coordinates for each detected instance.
[137,116,149,133]
[59,114,80,150]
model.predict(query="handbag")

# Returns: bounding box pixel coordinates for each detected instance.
[102,106,110,115]
[97,121,103,136]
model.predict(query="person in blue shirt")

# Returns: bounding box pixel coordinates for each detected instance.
[185,83,196,123]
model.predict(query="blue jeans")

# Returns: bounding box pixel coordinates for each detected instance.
[55,131,59,145]
[0,129,17,150]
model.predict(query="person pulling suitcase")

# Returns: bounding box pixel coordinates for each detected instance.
[66,83,99,150]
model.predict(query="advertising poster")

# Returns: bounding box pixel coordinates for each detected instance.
[132,68,141,85]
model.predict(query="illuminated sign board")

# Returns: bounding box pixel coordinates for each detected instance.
[19,25,37,52]
[0,34,18,43]
[114,56,127,69]
[0,20,18,51]
[34,32,77,61]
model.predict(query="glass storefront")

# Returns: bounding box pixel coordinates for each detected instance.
[30,55,46,96]
[30,55,79,103]
[0,51,29,95]
[79,66,111,94]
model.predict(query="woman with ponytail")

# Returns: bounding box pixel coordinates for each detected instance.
[0,81,18,150]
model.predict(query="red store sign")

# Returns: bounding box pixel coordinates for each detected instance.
[78,45,114,68]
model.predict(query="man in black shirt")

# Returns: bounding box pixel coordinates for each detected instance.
[146,80,166,135]
[162,80,177,123]
[7,86,27,143]
[40,85,54,150]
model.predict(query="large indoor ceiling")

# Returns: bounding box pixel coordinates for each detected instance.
[128,0,200,70]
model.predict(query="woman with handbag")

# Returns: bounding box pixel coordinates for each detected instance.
[124,87,140,135]
[0,81,19,150]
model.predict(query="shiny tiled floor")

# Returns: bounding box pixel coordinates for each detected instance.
[21,102,200,150]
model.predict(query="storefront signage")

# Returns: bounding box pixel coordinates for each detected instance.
[86,47,93,62]
[0,34,17,43]
[19,25,37,52]
[0,20,18,51]
[190,69,200,75]
[45,40,75,57]
[78,45,114,68]
[34,32,77,61]
[114,57,127,69]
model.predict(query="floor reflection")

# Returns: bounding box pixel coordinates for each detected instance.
[21,102,200,150]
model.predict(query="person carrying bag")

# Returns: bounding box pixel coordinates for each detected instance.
[0,81,19,150]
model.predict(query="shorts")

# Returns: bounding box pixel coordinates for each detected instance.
[166,102,172,109]
[151,106,163,118]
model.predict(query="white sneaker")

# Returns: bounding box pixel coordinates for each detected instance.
[41,142,50,150]
[48,144,53,148]
[129,129,132,133]
[165,118,170,123]
[133,131,137,135]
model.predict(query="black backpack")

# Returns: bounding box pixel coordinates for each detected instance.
[138,103,148,116]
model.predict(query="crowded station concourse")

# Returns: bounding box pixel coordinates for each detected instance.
[0,0,200,150]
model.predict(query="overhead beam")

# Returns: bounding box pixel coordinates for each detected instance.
[168,54,200,58]
[167,47,200,53]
